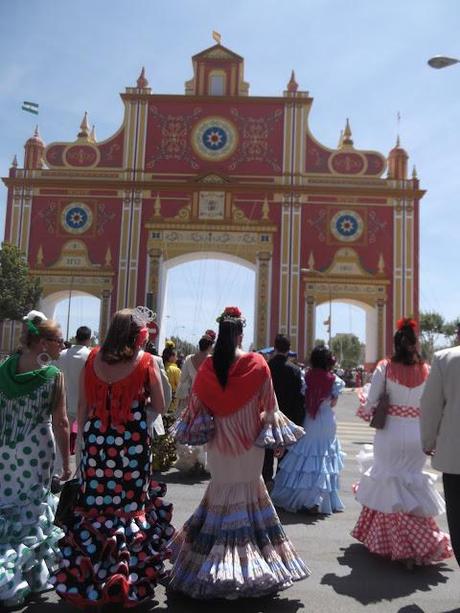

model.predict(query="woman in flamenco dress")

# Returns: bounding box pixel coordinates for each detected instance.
[52,307,174,608]
[169,306,310,599]
[0,312,70,608]
[271,345,345,515]
[352,318,452,567]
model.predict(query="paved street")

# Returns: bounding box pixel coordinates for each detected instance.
[16,392,459,612]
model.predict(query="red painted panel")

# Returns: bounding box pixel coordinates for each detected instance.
[28,196,123,273]
[65,145,98,167]
[305,136,331,173]
[97,130,124,167]
[45,144,66,167]
[144,100,284,176]
[330,152,366,174]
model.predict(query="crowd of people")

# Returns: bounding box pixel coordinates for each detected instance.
[0,307,457,609]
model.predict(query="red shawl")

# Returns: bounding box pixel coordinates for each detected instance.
[193,352,269,417]
[305,368,335,419]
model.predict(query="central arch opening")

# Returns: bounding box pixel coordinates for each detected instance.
[315,299,377,367]
[41,290,101,343]
[158,252,256,351]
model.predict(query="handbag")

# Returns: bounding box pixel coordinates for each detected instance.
[369,364,389,429]
[54,477,80,528]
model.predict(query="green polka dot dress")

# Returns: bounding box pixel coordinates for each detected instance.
[0,376,63,606]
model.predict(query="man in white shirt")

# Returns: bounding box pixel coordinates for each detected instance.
[58,326,92,423]
[421,345,460,565]
[54,327,91,481]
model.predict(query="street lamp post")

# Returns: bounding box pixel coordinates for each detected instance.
[427,55,460,69]
[301,267,332,348]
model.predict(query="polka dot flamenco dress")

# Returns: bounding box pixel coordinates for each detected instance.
[52,349,174,608]
[0,359,64,608]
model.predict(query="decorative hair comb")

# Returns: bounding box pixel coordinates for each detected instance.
[132,306,156,327]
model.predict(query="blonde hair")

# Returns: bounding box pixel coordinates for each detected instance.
[100,309,141,364]
[20,317,60,348]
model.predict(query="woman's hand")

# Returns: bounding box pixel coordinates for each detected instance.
[61,465,72,481]
[423,448,435,456]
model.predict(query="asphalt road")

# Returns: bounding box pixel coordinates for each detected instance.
[13,391,460,613]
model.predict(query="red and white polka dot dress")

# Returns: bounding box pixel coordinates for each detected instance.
[353,360,452,564]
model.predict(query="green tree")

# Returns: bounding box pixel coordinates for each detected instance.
[170,335,197,357]
[331,333,361,369]
[443,318,460,347]
[331,332,361,368]
[420,311,445,361]
[0,243,41,321]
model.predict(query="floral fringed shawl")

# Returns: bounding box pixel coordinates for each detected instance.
[171,352,305,455]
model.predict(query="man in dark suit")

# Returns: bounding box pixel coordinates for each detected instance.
[263,334,305,486]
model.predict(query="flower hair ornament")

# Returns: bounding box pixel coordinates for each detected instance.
[22,310,47,337]
[22,311,48,336]
[396,317,417,332]
[132,306,156,349]
[202,329,216,343]
[216,306,246,327]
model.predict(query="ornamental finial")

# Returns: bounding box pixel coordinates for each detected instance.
[342,118,353,146]
[287,69,298,93]
[137,66,149,89]
[77,111,90,139]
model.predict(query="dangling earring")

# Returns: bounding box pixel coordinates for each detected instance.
[37,352,52,367]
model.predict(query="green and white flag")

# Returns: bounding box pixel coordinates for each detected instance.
[22,101,39,115]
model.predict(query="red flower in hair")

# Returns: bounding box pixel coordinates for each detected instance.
[204,329,216,342]
[216,306,246,326]
[224,306,241,318]
[396,317,417,331]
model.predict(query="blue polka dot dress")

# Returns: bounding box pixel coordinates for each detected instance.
[52,349,174,608]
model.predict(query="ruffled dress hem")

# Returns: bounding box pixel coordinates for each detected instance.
[168,478,310,599]
[0,491,62,606]
[271,439,344,515]
[51,481,174,608]
[352,506,452,564]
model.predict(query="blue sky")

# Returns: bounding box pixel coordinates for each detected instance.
[1,1,459,350]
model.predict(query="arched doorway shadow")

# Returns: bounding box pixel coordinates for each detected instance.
[320,544,453,605]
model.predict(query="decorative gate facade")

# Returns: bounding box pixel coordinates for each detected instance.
[1,42,424,361]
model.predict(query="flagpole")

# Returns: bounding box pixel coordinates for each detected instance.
[66,276,73,341]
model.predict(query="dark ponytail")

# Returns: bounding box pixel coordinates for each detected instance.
[212,319,243,388]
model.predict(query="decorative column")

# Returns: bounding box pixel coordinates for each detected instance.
[148,248,163,314]
[255,251,272,349]
[305,295,316,358]
[376,298,386,361]
[99,289,112,342]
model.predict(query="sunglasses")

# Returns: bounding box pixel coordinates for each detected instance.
[46,337,65,344]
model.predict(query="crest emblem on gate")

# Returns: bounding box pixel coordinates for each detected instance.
[192,117,238,161]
